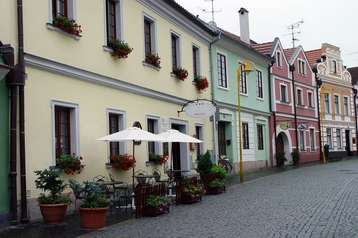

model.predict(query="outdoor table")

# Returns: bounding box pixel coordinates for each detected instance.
[133,174,156,187]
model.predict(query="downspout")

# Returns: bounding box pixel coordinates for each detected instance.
[17,0,28,223]
[209,31,221,164]
[267,61,275,167]
[316,79,322,160]
[290,64,299,152]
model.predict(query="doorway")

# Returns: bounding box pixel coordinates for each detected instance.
[218,121,226,158]
[345,130,351,156]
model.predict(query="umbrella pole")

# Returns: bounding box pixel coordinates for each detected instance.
[132,140,135,191]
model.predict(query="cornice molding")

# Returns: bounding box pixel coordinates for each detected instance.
[24,53,187,105]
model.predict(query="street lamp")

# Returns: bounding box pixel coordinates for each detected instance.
[237,60,256,182]
[318,85,328,164]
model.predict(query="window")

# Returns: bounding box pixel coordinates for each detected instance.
[257,125,263,150]
[195,125,204,159]
[276,51,282,67]
[144,16,156,55]
[308,92,313,107]
[106,0,121,41]
[344,97,349,115]
[324,93,330,113]
[256,70,263,98]
[299,131,305,151]
[107,110,125,157]
[334,95,339,114]
[326,128,332,148]
[217,53,227,88]
[52,101,79,163]
[310,128,315,151]
[297,89,303,105]
[280,84,287,102]
[192,45,200,78]
[298,59,306,75]
[147,117,160,158]
[336,129,342,149]
[171,33,181,67]
[242,123,249,149]
[51,0,75,20]
[239,62,247,93]
[332,60,337,74]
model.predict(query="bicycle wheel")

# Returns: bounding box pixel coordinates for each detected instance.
[225,162,233,174]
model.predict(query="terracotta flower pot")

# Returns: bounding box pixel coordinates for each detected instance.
[39,203,68,224]
[78,206,109,229]
[143,205,169,217]
[181,194,202,204]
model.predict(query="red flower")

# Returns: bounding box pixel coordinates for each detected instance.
[194,75,209,92]
[110,154,136,171]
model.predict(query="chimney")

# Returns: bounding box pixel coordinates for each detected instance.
[239,7,250,44]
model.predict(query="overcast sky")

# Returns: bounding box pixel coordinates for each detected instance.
[175,0,358,68]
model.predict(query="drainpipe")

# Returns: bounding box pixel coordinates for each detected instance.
[267,61,274,167]
[17,0,28,223]
[313,62,323,160]
[209,31,221,163]
[290,64,299,152]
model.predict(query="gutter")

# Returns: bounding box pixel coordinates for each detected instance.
[267,60,275,167]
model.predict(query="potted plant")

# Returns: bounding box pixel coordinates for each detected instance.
[181,180,206,204]
[275,151,287,167]
[143,195,171,217]
[110,153,136,171]
[196,150,213,179]
[69,180,116,229]
[172,65,189,81]
[208,178,226,195]
[149,153,168,165]
[145,52,161,67]
[291,149,301,165]
[56,153,84,175]
[34,168,73,224]
[107,38,133,59]
[52,16,82,36]
[194,75,209,92]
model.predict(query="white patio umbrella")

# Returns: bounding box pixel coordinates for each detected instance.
[96,127,167,189]
[157,129,203,173]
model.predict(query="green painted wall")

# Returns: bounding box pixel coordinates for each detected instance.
[0,56,9,215]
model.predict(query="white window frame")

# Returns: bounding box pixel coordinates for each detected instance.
[297,88,303,105]
[344,97,349,115]
[299,130,306,151]
[308,91,313,108]
[332,60,337,74]
[239,61,248,94]
[192,44,201,78]
[105,0,123,41]
[326,128,332,148]
[51,100,79,165]
[334,95,340,115]
[106,109,126,159]
[309,128,315,151]
[324,93,330,113]
[336,128,342,149]
[298,59,306,75]
[256,70,263,99]
[143,14,157,56]
[146,116,161,160]
[280,84,287,102]
[276,51,282,68]
[171,31,182,67]
[49,0,76,21]
[217,52,228,88]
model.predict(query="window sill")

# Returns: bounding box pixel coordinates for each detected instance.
[106,163,113,168]
[142,61,161,71]
[146,161,156,166]
[46,23,82,40]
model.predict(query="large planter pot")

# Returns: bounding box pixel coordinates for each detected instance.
[143,205,169,217]
[208,186,225,195]
[78,206,109,229]
[181,194,202,204]
[39,203,68,225]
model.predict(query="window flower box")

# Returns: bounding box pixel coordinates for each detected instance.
[194,75,209,92]
[52,16,82,36]
[145,52,161,68]
[107,38,133,59]
[172,65,189,81]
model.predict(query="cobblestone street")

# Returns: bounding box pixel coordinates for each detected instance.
[85,159,358,238]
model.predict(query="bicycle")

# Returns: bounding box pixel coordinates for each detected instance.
[218,156,233,174]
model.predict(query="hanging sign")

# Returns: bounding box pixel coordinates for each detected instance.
[185,102,216,118]
[298,123,308,131]
[279,121,290,130]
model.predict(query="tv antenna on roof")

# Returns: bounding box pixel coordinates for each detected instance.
[197,0,222,23]
[287,20,304,47]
